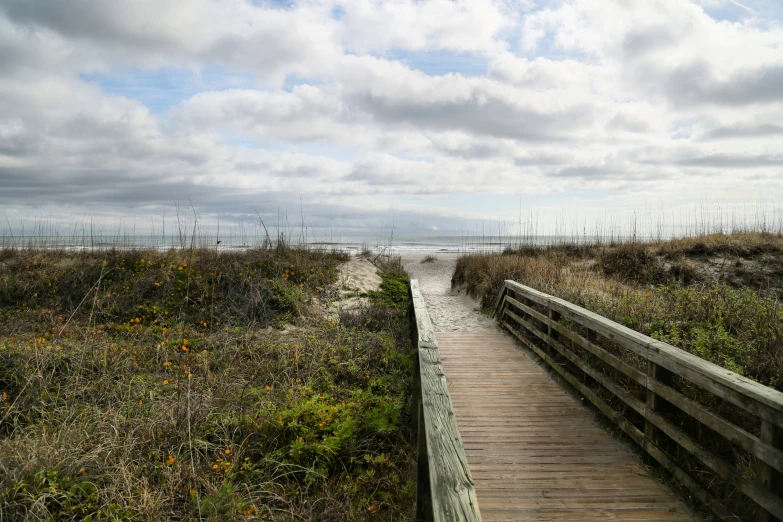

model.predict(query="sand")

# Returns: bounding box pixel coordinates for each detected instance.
[401,253,495,332]
[319,256,383,320]
[323,252,496,333]
[338,256,383,294]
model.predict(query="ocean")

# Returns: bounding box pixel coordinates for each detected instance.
[1,233,561,254]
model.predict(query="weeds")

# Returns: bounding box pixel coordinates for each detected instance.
[0,246,415,521]
[454,233,783,388]
[453,231,783,520]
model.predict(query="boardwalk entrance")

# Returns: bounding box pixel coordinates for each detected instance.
[438,330,692,521]
[403,255,699,521]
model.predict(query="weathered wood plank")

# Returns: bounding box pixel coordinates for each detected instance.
[500,279,783,521]
[503,280,783,427]
[409,280,481,522]
[499,325,733,521]
[509,307,783,518]
[502,297,783,474]
[437,330,695,522]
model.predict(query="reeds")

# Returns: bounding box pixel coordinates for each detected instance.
[0,227,416,519]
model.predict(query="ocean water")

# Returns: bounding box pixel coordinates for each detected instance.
[1,233,557,254]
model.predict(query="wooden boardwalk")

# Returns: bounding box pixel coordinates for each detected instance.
[437,330,694,522]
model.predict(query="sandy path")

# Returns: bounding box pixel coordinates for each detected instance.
[401,253,495,332]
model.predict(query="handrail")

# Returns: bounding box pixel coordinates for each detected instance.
[408,280,481,522]
[496,279,783,522]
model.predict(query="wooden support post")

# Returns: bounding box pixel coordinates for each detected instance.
[415,401,431,522]
[645,361,673,441]
[548,308,561,339]
[759,416,783,522]
[548,307,562,361]
[412,355,421,434]
[408,295,417,348]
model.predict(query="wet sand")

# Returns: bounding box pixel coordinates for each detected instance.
[401,253,495,332]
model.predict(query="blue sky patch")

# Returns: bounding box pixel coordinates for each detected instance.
[387,49,489,77]
[81,66,256,114]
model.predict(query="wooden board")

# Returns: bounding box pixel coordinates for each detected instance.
[410,280,482,521]
[437,330,695,522]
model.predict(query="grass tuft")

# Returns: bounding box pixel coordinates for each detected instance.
[453,231,783,520]
[0,246,415,521]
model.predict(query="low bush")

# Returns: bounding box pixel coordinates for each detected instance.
[454,240,783,388]
[0,247,415,521]
[455,233,783,519]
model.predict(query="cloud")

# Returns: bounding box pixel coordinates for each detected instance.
[699,123,783,139]
[335,0,518,55]
[1,0,782,234]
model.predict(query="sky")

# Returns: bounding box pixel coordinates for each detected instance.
[1,0,782,237]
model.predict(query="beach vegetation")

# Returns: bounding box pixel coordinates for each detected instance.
[453,231,783,519]
[0,244,415,521]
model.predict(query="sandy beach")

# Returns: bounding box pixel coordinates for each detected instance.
[401,252,495,332]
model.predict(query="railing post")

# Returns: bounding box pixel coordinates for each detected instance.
[409,286,416,347]
[645,361,673,441]
[759,416,783,522]
[415,401,431,522]
[493,283,508,319]
[548,306,562,363]
[412,355,421,433]
[501,287,515,323]
[548,308,561,340]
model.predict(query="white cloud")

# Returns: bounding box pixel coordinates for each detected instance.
[0,0,781,234]
[335,0,518,55]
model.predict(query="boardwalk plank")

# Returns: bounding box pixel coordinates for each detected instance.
[436,330,694,522]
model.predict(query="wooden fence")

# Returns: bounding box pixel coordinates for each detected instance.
[408,280,481,522]
[495,279,783,522]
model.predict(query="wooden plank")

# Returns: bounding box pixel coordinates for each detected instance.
[436,330,694,522]
[759,419,783,522]
[500,324,735,521]
[503,280,783,427]
[409,280,482,522]
[501,280,783,520]
[505,307,783,519]
[506,295,783,475]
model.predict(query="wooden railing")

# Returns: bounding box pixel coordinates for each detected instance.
[495,280,783,522]
[408,280,481,522]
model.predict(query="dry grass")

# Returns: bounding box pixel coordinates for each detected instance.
[0,246,415,521]
[453,231,783,520]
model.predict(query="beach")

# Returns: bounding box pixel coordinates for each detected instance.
[401,253,494,332]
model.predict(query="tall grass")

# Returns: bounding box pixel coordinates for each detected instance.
[0,237,416,520]
[453,230,783,520]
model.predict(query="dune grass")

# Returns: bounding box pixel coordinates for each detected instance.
[0,245,415,521]
[453,231,783,519]
[454,231,783,388]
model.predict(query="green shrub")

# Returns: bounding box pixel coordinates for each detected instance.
[0,248,415,521]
